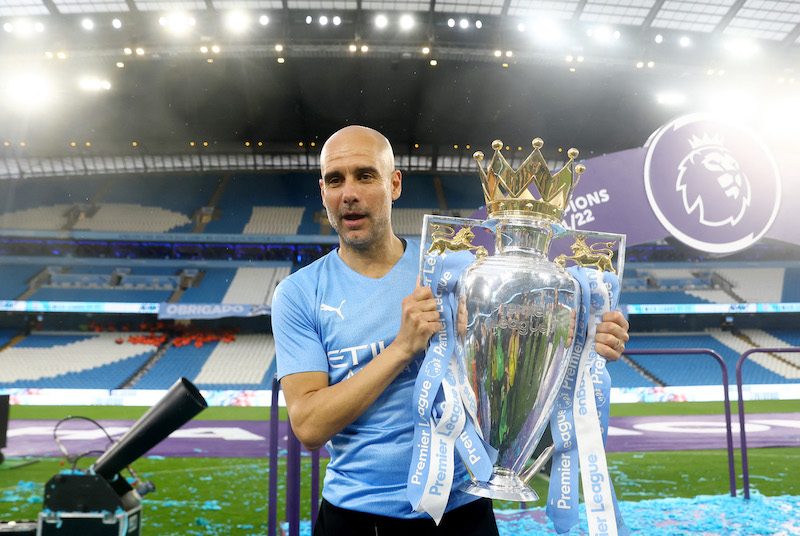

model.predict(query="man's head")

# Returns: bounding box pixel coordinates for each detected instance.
[320,125,401,252]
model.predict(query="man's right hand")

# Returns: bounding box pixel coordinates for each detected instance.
[391,285,442,363]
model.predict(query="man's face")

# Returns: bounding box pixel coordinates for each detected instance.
[319,130,401,250]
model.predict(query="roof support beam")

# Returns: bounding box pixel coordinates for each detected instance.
[41,0,60,15]
[713,0,748,34]
[782,22,800,49]
[572,0,588,21]
[125,0,138,12]
[641,0,668,30]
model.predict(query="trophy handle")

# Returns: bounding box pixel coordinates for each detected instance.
[521,444,555,485]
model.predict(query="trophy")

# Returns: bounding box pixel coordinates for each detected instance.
[418,138,625,502]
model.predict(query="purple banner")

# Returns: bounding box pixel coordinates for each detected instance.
[563,113,796,253]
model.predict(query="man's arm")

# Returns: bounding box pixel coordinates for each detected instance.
[280,285,441,451]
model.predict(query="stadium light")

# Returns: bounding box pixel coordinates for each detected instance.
[259,15,269,26]
[475,20,482,29]
[332,16,341,26]
[654,33,663,44]
[135,47,145,55]
[112,18,122,29]
[375,14,388,29]
[81,18,94,31]
[421,46,430,55]
[587,26,620,43]
[4,19,44,36]
[319,15,328,26]
[3,72,55,111]
[225,11,250,34]
[447,18,455,28]
[79,77,112,92]
[399,14,414,31]
[679,35,691,48]
[529,17,562,44]
[724,38,759,60]
[459,18,469,29]
[2,23,11,33]
[305,15,312,24]
[159,12,195,36]
[656,91,686,106]
[348,43,357,52]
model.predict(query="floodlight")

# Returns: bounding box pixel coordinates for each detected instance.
[348,43,357,52]
[505,50,512,57]
[636,61,644,69]
[459,18,469,29]
[493,50,501,57]
[654,34,663,44]
[277,57,285,64]
[588,26,617,43]
[375,14,388,29]
[430,59,437,66]
[116,62,124,68]
[274,43,283,52]
[656,92,686,106]
[724,38,758,59]
[159,12,195,36]
[305,15,312,24]
[79,77,112,92]
[135,47,145,55]
[565,55,573,63]
[81,18,94,31]
[447,18,455,28]
[200,45,208,53]
[517,22,525,32]
[112,18,122,29]
[399,14,414,31]
[421,46,430,54]
[647,60,655,68]
[530,18,561,43]
[259,15,269,26]
[3,72,54,111]
[2,23,11,33]
[211,45,220,53]
[332,16,341,26]
[679,35,691,47]
[319,15,328,26]
[360,44,368,53]
[475,20,482,29]
[123,47,132,55]
[225,11,249,34]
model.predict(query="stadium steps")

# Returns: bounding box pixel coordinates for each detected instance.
[119,336,175,389]
[0,332,26,352]
[193,173,231,233]
[16,267,53,300]
[619,354,666,387]
[710,272,745,303]
[733,329,800,379]
[706,328,800,380]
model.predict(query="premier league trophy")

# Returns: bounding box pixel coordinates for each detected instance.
[413,138,625,511]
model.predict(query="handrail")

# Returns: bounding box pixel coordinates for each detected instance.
[622,348,737,497]
[735,346,800,500]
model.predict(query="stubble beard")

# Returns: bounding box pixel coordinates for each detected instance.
[328,209,391,252]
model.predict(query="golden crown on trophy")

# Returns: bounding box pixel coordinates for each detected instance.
[473,138,585,221]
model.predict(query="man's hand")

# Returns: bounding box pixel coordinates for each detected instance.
[594,310,629,361]
[391,285,442,362]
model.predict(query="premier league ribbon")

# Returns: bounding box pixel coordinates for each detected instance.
[546,266,627,536]
[407,248,495,524]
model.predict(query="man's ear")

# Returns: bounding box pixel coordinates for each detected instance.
[391,170,402,201]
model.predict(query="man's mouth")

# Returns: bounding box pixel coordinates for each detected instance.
[341,212,367,228]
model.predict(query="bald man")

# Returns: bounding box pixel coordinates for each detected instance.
[271,126,630,535]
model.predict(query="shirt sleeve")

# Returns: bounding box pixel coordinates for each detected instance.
[271,278,329,380]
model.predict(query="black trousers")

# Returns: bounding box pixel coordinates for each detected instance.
[313,497,499,536]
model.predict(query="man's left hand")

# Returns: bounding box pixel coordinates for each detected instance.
[594,310,629,362]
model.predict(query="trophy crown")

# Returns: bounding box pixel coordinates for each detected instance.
[474,136,586,221]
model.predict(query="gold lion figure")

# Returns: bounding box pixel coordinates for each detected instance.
[555,234,616,273]
[428,225,488,259]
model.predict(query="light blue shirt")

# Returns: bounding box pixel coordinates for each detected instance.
[272,239,476,518]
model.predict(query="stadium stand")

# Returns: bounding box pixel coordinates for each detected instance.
[619,290,713,305]
[222,266,291,305]
[0,333,159,388]
[180,269,237,303]
[0,204,72,230]
[72,203,192,233]
[625,332,793,386]
[715,268,785,303]
[193,334,275,389]
[30,288,174,303]
[605,358,657,388]
[716,329,800,379]
[0,264,44,300]
[243,206,305,235]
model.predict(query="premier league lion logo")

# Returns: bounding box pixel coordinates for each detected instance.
[676,134,752,227]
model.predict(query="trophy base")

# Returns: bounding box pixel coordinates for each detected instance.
[460,468,540,502]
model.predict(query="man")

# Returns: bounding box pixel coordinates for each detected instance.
[271,125,630,536]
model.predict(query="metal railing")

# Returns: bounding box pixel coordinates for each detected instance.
[735,346,800,499]
[621,348,737,497]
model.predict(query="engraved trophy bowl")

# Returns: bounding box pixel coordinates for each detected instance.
[457,216,578,502]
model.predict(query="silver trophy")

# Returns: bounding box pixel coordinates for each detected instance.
[419,138,625,502]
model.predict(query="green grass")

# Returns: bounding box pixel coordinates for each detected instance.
[3,401,798,532]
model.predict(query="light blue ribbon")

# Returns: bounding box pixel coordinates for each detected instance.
[407,249,494,514]
[546,266,627,535]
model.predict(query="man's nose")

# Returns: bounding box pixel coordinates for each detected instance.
[340,177,359,202]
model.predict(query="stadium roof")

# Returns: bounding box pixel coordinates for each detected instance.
[0,0,798,172]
